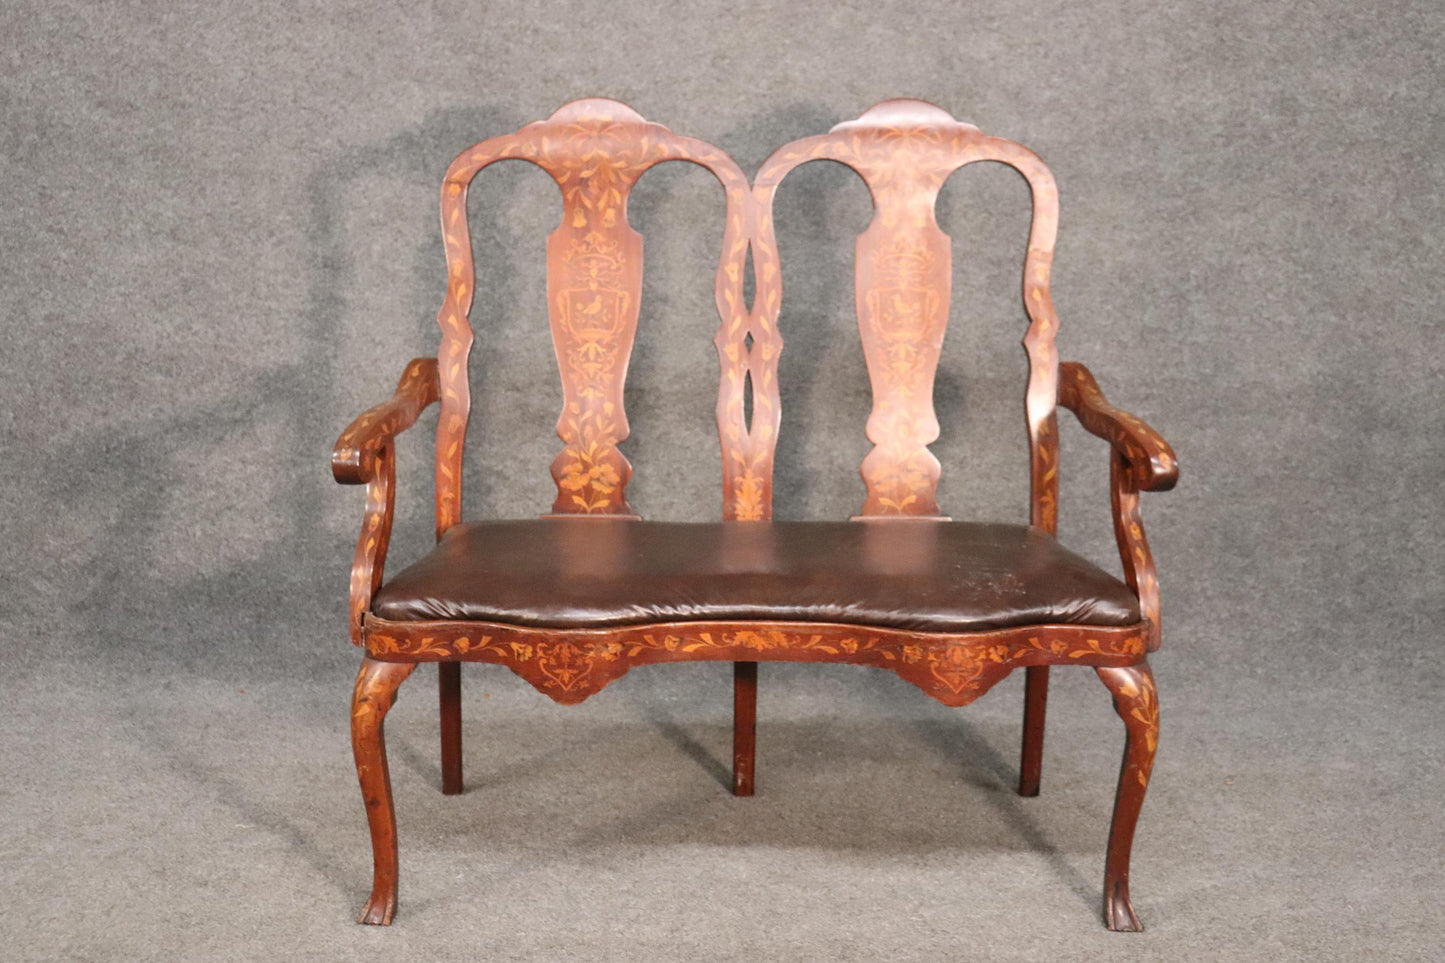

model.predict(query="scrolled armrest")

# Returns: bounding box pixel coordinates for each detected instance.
[333,357,440,645]
[1058,361,1178,492]
[332,358,441,484]
[1057,362,1175,651]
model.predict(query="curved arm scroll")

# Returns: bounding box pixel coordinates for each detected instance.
[332,358,441,484]
[332,358,441,643]
[1111,449,1163,651]
[1058,361,1177,492]
[1058,362,1176,651]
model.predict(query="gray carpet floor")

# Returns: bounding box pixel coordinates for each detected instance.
[7,644,1440,962]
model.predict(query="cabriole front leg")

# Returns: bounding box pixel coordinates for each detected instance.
[1096,662,1159,932]
[352,657,418,925]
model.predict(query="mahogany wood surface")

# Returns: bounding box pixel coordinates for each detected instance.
[332,98,1178,931]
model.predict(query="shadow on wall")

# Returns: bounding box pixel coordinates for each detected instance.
[30,105,523,679]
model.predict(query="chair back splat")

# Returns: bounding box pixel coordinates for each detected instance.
[432,98,756,529]
[755,99,1062,527]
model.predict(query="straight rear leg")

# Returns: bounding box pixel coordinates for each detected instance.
[733,661,757,796]
[1019,665,1049,796]
[439,662,463,795]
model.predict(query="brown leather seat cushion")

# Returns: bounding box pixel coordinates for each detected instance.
[370,519,1140,633]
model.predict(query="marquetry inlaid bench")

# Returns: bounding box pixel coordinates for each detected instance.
[332,97,1177,930]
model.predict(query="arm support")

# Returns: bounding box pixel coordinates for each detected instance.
[332,358,440,643]
[1058,361,1177,492]
[332,358,441,484]
[1058,361,1177,651]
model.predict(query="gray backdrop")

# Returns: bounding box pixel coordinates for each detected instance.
[4,1,1442,960]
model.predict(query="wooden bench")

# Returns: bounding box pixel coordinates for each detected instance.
[333,98,1178,930]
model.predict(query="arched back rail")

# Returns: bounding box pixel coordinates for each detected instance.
[433,99,752,534]
[752,100,1063,528]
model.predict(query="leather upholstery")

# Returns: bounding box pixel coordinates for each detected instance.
[371,519,1141,632]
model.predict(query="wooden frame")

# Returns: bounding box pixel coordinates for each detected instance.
[332,99,1177,930]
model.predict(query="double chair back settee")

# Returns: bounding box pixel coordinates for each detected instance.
[332,98,1178,930]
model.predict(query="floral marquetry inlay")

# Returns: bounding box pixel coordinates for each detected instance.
[549,226,638,514]
[365,618,1146,708]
